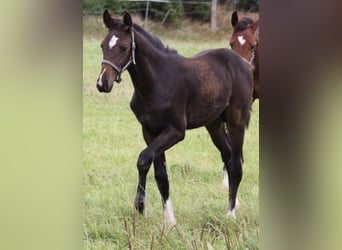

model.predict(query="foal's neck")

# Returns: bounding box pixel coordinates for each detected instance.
[127,31,169,96]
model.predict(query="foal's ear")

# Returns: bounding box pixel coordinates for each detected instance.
[231,11,239,27]
[251,19,260,41]
[123,11,133,31]
[103,9,113,29]
[250,19,260,33]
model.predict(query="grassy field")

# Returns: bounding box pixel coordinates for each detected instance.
[83,15,259,249]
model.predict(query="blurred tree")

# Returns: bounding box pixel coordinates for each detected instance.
[235,0,259,12]
[183,0,211,22]
[82,0,259,25]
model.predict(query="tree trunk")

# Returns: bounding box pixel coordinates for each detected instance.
[211,0,217,32]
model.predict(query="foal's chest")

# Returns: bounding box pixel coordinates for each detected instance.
[130,98,170,132]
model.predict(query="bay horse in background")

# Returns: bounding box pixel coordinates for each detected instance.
[230,11,259,100]
[96,10,253,225]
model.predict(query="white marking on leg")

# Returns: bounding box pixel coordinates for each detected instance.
[227,198,240,219]
[97,68,106,87]
[238,35,246,46]
[163,198,176,226]
[227,207,236,219]
[222,169,229,189]
[108,35,118,50]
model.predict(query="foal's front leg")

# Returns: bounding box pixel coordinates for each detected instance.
[154,153,176,226]
[134,127,154,215]
[134,165,150,214]
[135,125,185,224]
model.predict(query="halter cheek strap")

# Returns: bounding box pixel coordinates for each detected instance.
[242,44,257,68]
[102,29,136,83]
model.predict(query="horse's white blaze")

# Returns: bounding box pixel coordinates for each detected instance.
[163,198,176,226]
[109,35,118,49]
[222,169,229,189]
[98,68,106,87]
[238,35,246,46]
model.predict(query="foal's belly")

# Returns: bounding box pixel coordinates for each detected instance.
[185,84,230,129]
[186,104,227,129]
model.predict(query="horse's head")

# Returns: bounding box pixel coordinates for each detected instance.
[96,10,135,93]
[229,11,259,66]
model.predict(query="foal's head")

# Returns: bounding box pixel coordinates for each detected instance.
[229,11,259,65]
[96,10,135,93]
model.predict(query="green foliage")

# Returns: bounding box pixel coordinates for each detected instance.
[236,0,259,12]
[183,0,211,22]
[83,0,106,12]
[83,0,223,25]
[148,1,184,26]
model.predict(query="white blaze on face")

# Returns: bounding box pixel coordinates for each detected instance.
[237,35,246,46]
[97,68,106,87]
[108,35,119,49]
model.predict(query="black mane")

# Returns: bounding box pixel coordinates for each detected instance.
[133,24,178,54]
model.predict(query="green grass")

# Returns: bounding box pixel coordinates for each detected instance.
[83,23,259,249]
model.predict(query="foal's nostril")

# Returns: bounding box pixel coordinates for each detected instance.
[96,78,109,92]
[97,78,105,91]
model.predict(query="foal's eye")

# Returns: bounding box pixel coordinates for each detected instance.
[120,47,127,53]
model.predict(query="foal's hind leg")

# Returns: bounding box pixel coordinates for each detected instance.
[222,131,232,189]
[154,153,176,226]
[225,122,246,218]
[206,121,232,184]
[206,121,237,215]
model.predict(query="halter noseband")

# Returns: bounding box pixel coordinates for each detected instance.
[102,29,136,83]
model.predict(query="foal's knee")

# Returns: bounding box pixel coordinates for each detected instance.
[137,149,154,171]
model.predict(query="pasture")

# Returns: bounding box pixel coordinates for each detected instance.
[83,16,259,249]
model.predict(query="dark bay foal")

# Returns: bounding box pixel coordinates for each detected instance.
[96,10,253,225]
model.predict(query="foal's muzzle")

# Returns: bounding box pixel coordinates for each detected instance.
[96,75,114,93]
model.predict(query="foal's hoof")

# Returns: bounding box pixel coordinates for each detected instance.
[164,218,177,228]
[134,200,145,214]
